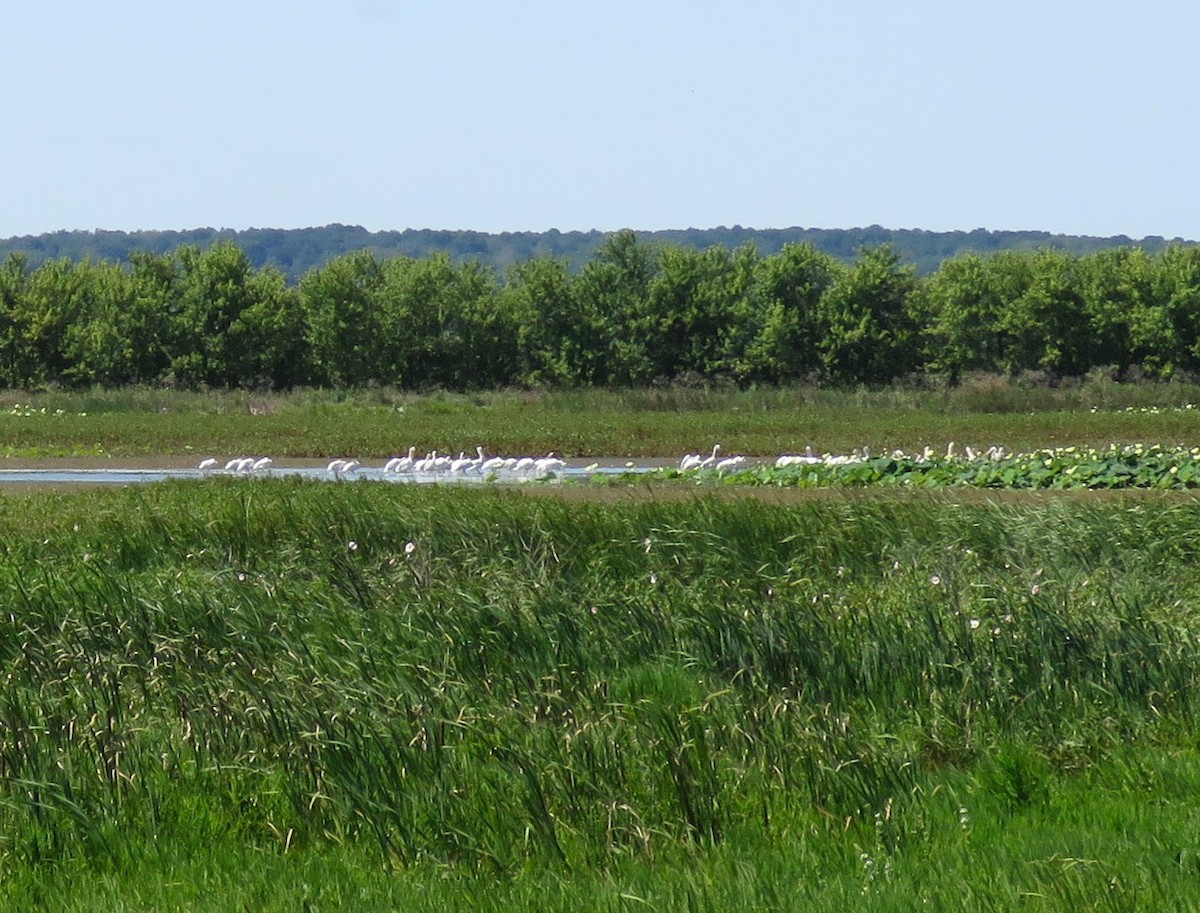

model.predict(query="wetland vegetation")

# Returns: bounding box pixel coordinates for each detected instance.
[2,381,1200,909]
[3,375,1200,460]
[3,482,1200,909]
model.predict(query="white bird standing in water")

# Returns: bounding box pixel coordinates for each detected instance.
[326,458,359,477]
[682,444,721,470]
[480,454,507,473]
[535,453,566,477]
[394,446,417,473]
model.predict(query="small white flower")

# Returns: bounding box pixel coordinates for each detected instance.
[969,618,981,630]
[1030,584,1040,596]
[404,541,416,555]
[930,574,942,586]
[347,540,358,551]
[649,573,658,585]
[642,537,652,553]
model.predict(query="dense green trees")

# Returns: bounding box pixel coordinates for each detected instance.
[817,246,918,384]
[1,236,1199,391]
[302,250,388,387]
[169,243,304,388]
[502,256,591,386]
[744,243,839,383]
[644,244,759,382]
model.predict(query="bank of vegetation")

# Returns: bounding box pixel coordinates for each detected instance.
[2,232,1199,392]
[4,483,1200,909]
[4,381,1200,461]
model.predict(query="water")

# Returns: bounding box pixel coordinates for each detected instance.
[0,463,653,487]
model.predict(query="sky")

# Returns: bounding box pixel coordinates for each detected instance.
[4,0,1198,241]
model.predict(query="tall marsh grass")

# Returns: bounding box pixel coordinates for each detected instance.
[3,376,1200,459]
[3,482,1200,907]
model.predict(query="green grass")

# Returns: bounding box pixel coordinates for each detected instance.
[4,482,1200,908]
[24,759,1200,911]
[3,377,1200,458]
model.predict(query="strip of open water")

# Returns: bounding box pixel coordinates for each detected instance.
[0,462,654,487]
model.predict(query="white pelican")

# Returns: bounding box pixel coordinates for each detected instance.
[775,454,821,467]
[481,455,507,473]
[679,449,706,471]
[391,446,416,473]
[534,453,566,477]
[327,458,359,476]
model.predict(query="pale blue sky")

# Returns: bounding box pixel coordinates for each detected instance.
[4,1,1197,240]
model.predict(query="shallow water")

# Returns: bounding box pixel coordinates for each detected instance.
[0,462,652,487]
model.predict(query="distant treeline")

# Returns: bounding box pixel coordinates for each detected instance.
[1,232,1199,390]
[0,223,1190,281]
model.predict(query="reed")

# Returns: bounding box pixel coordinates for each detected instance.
[3,482,1200,907]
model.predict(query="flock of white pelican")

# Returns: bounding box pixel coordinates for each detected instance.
[198,441,1013,483]
[681,441,1014,472]
[770,442,1013,467]
[198,448,569,480]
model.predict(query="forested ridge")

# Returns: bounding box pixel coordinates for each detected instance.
[1,224,1189,281]
[2,230,1199,391]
